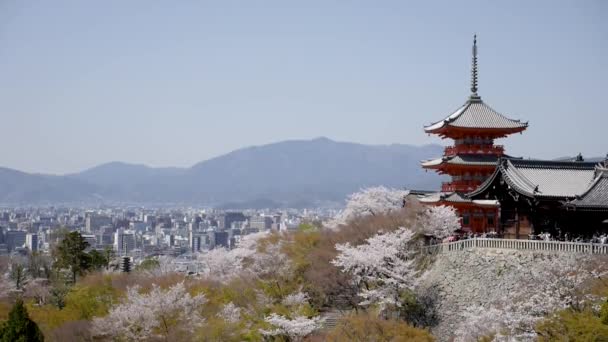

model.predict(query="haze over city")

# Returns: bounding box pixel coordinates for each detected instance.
[1,0,607,174]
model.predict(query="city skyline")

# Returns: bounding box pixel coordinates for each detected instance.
[1,1,607,174]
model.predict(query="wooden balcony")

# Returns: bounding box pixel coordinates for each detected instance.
[444,144,504,156]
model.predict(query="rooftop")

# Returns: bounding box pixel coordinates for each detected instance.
[568,167,608,210]
[469,157,598,199]
[421,153,500,169]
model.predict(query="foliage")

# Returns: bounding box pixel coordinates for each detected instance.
[260,313,322,341]
[91,281,206,341]
[54,232,91,284]
[327,186,409,229]
[135,258,160,273]
[419,205,460,239]
[0,299,44,342]
[320,313,434,342]
[88,250,108,271]
[9,262,27,290]
[332,227,417,310]
[535,307,608,341]
[27,252,52,279]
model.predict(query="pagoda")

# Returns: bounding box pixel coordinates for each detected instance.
[420,36,528,233]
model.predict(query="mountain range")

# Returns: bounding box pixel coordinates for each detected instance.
[0,138,444,207]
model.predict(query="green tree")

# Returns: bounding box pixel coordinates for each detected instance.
[9,262,27,290]
[0,299,44,342]
[103,246,115,270]
[135,258,160,273]
[88,250,108,271]
[54,232,91,284]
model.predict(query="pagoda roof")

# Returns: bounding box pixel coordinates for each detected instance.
[421,153,500,169]
[469,157,598,199]
[567,167,608,210]
[424,36,527,137]
[424,96,528,135]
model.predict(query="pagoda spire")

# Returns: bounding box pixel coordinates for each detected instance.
[470,34,479,98]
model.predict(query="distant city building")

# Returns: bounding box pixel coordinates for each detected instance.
[249,216,273,230]
[85,213,112,233]
[219,212,246,230]
[81,234,97,249]
[5,230,26,252]
[25,233,38,252]
[114,228,136,256]
[208,231,229,249]
[189,232,202,253]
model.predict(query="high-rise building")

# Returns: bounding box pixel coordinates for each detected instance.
[249,216,273,230]
[25,233,38,252]
[114,228,136,256]
[85,213,112,233]
[189,231,202,253]
[219,212,246,230]
[6,230,26,252]
[208,231,229,249]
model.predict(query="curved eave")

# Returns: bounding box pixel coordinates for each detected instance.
[420,158,444,168]
[425,125,528,139]
[467,166,502,198]
[421,159,497,172]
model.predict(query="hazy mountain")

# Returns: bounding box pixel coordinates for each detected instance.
[0,138,444,206]
[0,167,100,204]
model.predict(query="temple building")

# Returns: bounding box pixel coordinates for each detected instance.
[418,36,608,238]
[419,35,528,233]
[469,157,608,238]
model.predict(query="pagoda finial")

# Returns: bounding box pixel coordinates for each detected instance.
[470,34,479,97]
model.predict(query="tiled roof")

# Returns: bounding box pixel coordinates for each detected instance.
[469,157,597,199]
[443,192,472,203]
[421,154,499,168]
[569,168,608,209]
[418,192,472,204]
[424,96,528,133]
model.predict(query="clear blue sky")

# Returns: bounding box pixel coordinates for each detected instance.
[1,0,606,174]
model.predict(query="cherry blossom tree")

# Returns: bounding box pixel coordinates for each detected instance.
[261,313,323,341]
[332,227,417,309]
[196,231,270,282]
[218,302,241,324]
[328,187,409,229]
[91,281,206,341]
[419,205,460,239]
[282,291,309,307]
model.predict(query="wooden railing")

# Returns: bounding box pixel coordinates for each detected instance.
[444,145,504,156]
[420,238,608,255]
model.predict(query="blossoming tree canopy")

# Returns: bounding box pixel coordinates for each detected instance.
[328,186,409,228]
[420,205,461,239]
[332,227,418,308]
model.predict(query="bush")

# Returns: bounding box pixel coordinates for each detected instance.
[318,313,434,342]
[535,308,608,341]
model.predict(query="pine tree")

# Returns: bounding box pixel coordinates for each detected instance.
[54,231,91,284]
[0,299,44,342]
